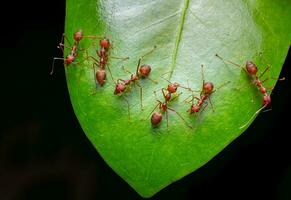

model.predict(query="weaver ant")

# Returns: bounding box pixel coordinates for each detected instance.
[88,38,129,87]
[215,53,284,128]
[50,30,98,75]
[150,88,192,129]
[114,46,157,119]
[185,65,229,115]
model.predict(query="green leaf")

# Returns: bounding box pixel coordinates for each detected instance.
[64,0,291,197]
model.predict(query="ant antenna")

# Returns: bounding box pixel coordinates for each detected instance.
[215,54,244,70]
[201,65,205,86]
[140,45,157,60]
[239,105,266,129]
[215,81,231,91]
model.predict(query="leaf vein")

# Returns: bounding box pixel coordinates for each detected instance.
[169,0,190,80]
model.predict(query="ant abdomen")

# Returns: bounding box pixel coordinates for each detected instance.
[96,69,106,86]
[151,112,163,127]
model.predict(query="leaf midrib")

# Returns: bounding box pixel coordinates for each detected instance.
[169,0,190,80]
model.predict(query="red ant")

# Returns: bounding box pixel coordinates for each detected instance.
[114,46,157,118]
[185,65,229,115]
[50,30,98,75]
[215,53,284,128]
[88,38,129,87]
[150,88,192,129]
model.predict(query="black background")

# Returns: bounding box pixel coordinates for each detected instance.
[0,1,290,199]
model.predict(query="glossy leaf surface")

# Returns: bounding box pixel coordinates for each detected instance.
[64,0,291,197]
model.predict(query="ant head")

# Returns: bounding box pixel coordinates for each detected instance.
[96,69,106,86]
[203,82,214,94]
[167,83,179,93]
[190,105,200,113]
[100,38,110,49]
[139,65,151,77]
[151,112,163,127]
[65,54,75,65]
[263,95,271,106]
[246,61,258,75]
[114,83,125,95]
[73,31,83,42]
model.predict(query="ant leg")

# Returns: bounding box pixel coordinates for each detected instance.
[107,64,115,82]
[170,92,182,102]
[50,58,65,75]
[258,52,273,70]
[146,101,161,120]
[212,81,231,94]
[167,107,192,129]
[61,33,72,46]
[92,63,99,87]
[82,35,101,39]
[122,95,131,121]
[208,96,215,112]
[261,77,269,84]
[161,88,167,99]
[200,101,209,113]
[160,76,171,83]
[166,108,169,130]
[58,43,73,51]
[96,50,101,58]
[58,33,72,51]
[146,76,158,84]
[136,58,141,76]
[152,87,164,97]
[122,66,133,75]
[183,95,193,103]
[258,66,270,78]
[110,56,129,60]
[135,81,143,110]
[184,95,199,104]
[265,86,274,92]
[160,71,173,79]
[89,55,99,63]
[57,44,65,53]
